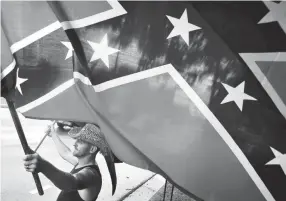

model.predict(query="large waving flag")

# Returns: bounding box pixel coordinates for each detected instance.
[1,1,286,201]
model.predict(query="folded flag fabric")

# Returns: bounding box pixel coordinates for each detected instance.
[1,1,286,201]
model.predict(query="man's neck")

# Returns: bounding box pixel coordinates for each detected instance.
[77,155,95,168]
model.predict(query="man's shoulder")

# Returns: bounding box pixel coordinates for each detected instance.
[77,166,101,179]
[76,166,102,200]
[73,165,102,189]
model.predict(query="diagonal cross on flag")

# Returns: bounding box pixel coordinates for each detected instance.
[240,52,286,118]
[1,1,286,201]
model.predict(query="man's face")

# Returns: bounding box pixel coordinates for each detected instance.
[72,139,92,157]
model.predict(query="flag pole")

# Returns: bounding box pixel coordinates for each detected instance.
[34,132,49,152]
[6,99,44,196]
[35,121,55,152]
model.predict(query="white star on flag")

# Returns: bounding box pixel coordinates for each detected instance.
[166,9,201,45]
[16,68,28,95]
[61,41,74,60]
[266,147,286,175]
[258,1,286,34]
[221,81,257,111]
[88,34,119,68]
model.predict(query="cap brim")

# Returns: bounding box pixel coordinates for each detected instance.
[68,127,82,139]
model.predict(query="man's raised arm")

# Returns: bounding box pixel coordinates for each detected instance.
[47,123,78,166]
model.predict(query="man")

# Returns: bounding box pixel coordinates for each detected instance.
[23,123,117,201]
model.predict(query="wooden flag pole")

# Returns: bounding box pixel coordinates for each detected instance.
[34,132,49,152]
[35,121,55,152]
[6,100,44,196]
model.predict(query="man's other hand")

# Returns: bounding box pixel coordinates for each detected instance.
[45,121,56,137]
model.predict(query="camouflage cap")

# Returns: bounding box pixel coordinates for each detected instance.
[68,123,111,157]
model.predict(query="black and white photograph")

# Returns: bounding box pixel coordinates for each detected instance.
[1,1,286,201]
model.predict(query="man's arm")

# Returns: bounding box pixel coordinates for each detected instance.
[23,153,78,190]
[48,123,78,166]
